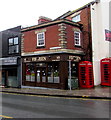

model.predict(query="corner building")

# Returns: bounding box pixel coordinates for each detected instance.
[21,18,88,89]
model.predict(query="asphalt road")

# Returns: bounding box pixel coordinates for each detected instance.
[1,93,110,119]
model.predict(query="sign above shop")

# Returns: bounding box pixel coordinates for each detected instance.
[23,55,81,63]
[1,57,17,65]
[105,29,111,42]
[69,56,81,62]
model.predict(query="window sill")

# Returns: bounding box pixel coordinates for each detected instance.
[75,45,81,48]
[36,46,45,49]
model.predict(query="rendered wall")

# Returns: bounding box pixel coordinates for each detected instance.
[91,0,111,85]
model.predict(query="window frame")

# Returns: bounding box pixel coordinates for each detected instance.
[74,31,81,46]
[37,32,45,47]
[8,36,19,54]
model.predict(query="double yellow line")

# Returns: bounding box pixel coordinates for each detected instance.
[0,115,13,118]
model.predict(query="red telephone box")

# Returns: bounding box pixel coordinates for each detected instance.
[79,61,94,88]
[101,58,111,86]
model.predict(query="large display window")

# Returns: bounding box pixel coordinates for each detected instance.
[47,62,59,83]
[25,62,60,84]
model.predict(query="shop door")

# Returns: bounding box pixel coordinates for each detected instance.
[2,70,7,86]
[7,68,18,87]
[36,67,47,83]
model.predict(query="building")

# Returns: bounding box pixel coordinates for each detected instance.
[21,16,90,89]
[0,26,21,88]
[90,0,111,85]
[58,0,111,86]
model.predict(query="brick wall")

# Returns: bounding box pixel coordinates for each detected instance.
[66,7,92,61]
[22,24,59,53]
[22,22,82,54]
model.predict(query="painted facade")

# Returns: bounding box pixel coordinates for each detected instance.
[91,0,111,85]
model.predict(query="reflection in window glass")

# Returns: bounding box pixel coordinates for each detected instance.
[9,38,13,45]
[37,69,40,83]
[42,68,46,82]
[14,37,18,45]
[26,64,35,82]
[54,64,59,83]
[48,63,53,83]
[37,32,45,46]
[72,14,80,22]
[47,63,60,83]
[74,31,81,46]
[8,37,19,54]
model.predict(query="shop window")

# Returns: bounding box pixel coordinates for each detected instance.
[8,37,19,54]
[26,63,35,82]
[36,63,47,83]
[37,32,45,47]
[48,63,59,83]
[53,64,59,83]
[42,68,46,82]
[37,68,41,83]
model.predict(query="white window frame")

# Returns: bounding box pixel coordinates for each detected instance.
[37,32,45,47]
[74,31,81,46]
[72,14,80,22]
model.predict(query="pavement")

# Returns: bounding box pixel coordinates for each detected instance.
[1,86,111,99]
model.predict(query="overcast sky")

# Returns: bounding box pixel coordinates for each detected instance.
[0,0,93,31]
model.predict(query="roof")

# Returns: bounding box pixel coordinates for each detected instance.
[54,11,71,20]
[55,1,96,20]
[21,19,82,32]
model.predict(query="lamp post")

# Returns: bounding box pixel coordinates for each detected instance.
[69,60,71,91]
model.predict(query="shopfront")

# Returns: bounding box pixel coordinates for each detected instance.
[1,57,21,88]
[22,54,81,89]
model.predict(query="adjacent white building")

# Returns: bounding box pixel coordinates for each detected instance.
[91,0,111,85]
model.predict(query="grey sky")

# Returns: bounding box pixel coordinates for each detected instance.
[0,0,93,31]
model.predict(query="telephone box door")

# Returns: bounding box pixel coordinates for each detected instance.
[79,61,94,88]
[101,58,111,86]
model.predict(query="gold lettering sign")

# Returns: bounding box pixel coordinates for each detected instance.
[32,57,37,61]
[24,58,31,62]
[69,56,81,62]
[37,57,46,61]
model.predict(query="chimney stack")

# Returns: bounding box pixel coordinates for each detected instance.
[38,16,52,24]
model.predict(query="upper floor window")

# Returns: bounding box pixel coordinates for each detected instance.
[72,14,80,22]
[74,31,81,46]
[37,32,45,47]
[8,37,19,54]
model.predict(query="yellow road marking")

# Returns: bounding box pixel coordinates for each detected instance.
[0,115,13,118]
[2,92,111,101]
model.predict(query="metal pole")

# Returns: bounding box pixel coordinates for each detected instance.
[69,60,71,91]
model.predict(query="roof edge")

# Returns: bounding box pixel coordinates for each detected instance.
[21,19,82,32]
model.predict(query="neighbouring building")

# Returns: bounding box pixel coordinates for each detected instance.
[90,0,111,85]
[21,16,90,89]
[0,26,21,88]
[59,0,111,86]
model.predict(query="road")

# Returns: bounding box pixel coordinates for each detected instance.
[1,92,110,119]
